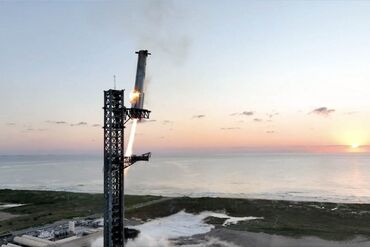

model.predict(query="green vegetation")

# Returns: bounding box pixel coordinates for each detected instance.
[126,197,370,240]
[0,189,161,233]
[2,190,370,240]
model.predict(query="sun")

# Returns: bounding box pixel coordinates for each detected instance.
[351,143,360,149]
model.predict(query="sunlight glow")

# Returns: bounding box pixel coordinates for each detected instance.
[351,144,360,149]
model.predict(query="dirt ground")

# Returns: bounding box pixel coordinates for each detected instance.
[0,212,18,221]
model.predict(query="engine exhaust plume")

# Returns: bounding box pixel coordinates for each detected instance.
[125,119,138,157]
[124,119,138,175]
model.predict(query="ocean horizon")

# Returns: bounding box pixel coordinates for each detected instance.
[1,152,369,204]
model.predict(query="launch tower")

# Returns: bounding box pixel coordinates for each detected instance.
[103,50,151,247]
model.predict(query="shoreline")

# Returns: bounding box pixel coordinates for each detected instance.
[1,187,369,205]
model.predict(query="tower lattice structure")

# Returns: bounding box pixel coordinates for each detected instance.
[103,89,125,247]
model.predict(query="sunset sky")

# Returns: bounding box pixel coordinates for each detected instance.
[1,1,370,154]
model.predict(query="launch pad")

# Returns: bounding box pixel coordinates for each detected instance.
[103,50,151,247]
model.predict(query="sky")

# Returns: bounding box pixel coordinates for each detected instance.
[1,0,370,154]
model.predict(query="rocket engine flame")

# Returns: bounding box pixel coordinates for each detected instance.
[129,90,141,104]
[124,119,138,175]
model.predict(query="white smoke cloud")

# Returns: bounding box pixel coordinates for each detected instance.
[90,0,191,65]
[91,211,260,247]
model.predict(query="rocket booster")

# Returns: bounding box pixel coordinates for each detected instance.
[131,50,151,109]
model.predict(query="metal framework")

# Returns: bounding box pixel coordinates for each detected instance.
[103,90,151,247]
[104,89,125,247]
[124,108,151,123]
[124,152,151,169]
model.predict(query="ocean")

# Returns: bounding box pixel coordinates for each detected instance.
[0,153,370,203]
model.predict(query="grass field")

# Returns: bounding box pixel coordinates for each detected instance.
[0,189,160,234]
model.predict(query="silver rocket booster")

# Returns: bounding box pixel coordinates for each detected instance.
[131,50,151,109]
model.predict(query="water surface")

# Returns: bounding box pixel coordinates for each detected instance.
[1,153,370,203]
